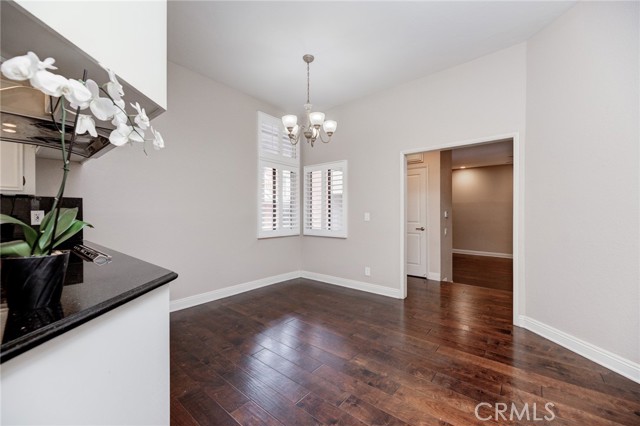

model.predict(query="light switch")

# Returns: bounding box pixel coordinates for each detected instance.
[31,210,45,225]
[364,212,370,222]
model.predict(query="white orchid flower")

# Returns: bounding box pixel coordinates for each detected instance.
[111,98,128,126]
[0,51,56,81]
[29,70,69,97]
[85,79,115,121]
[101,64,124,100]
[75,114,97,137]
[65,79,92,110]
[131,102,150,130]
[29,71,91,109]
[151,127,164,150]
[109,123,132,146]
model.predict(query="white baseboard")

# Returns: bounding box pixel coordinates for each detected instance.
[427,272,441,281]
[519,315,640,384]
[300,271,403,299]
[170,271,300,312]
[452,249,513,259]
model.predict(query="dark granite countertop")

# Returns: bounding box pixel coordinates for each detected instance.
[0,242,178,363]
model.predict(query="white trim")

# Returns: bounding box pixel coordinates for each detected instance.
[400,132,524,324]
[427,272,441,281]
[520,315,640,384]
[301,271,403,299]
[400,154,408,298]
[452,249,513,259]
[170,271,300,312]
[170,270,404,312]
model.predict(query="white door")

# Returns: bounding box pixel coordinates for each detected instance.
[406,168,428,277]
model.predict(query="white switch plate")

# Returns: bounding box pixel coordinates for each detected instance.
[364,266,371,276]
[30,210,45,225]
[364,212,370,222]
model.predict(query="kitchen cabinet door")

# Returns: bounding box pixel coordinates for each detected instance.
[0,142,36,195]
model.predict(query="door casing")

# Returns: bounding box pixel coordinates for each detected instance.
[400,132,523,326]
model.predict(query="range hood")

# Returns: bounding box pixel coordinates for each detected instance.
[1,79,114,161]
[0,1,164,162]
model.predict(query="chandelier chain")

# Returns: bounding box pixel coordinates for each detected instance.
[306,61,310,104]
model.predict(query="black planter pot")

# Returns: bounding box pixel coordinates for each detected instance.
[1,251,70,310]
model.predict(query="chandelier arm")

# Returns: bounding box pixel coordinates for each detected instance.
[288,132,300,145]
[318,130,332,144]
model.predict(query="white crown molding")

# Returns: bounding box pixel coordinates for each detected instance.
[519,315,640,384]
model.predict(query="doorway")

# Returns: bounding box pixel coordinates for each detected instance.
[451,141,514,291]
[400,133,522,325]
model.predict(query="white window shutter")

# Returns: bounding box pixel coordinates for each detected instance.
[258,112,297,164]
[304,161,348,238]
[257,112,300,238]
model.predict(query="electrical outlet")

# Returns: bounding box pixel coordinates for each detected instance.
[364,212,370,222]
[30,210,45,225]
[364,266,371,276]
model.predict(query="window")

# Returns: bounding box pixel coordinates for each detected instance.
[257,112,299,238]
[304,161,348,238]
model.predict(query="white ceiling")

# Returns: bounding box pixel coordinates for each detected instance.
[168,1,575,113]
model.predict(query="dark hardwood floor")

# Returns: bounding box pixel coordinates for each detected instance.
[453,253,513,291]
[170,277,640,426]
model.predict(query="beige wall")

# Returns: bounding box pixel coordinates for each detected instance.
[36,61,301,301]
[452,164,513,254]
[439,151,453,281]
[300,43,527,291]
[525,2,639,363]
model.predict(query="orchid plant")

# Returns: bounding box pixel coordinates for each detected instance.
[0,51,165,258]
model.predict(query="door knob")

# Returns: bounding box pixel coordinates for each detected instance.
[415,227,425,231]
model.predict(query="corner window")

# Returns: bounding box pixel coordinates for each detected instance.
[303,161,348,238]
[257,112,299,238]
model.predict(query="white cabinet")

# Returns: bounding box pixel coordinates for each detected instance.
[14,0,167,110]
[0,142,36,194]
[1,286,170,425]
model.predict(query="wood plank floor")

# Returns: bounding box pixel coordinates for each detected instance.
[170,277,640,426]
[453,253,513,291]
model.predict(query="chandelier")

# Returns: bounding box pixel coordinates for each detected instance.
[282,54,337,147]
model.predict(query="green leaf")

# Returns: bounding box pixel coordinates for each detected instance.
[39,209,54,230]
[54,208,78,239]
[52,219,93,248]
[0,240,31,257]
[0,214,37,248]
[38,208,79,252]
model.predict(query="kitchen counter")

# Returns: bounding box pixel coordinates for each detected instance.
[0,241,178,363]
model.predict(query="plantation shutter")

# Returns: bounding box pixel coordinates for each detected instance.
[258,113,297,161]
[257,112,299,238]
[304,161,348,238]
